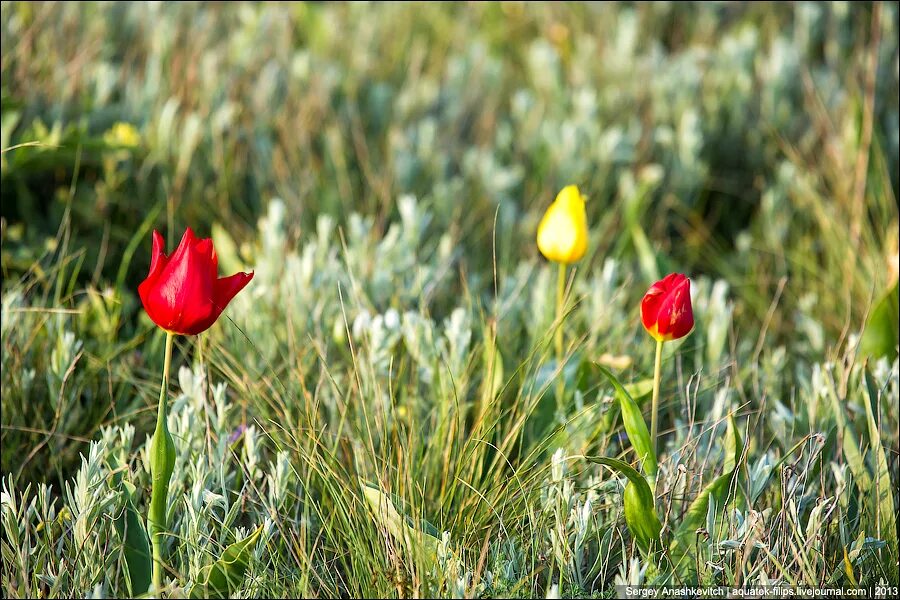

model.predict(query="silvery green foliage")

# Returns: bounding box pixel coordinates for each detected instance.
[227,197,455,365]
[540,450,599,593]
[581,259,627,349]
[613,556,647,587]
[436,531,483,598]
[691,278,734,369]
[352,308,403,377]
[2,434,120,596]
[795,293,825,354]
[47,331,80,399]
[872,356,900,403]
[4,3,897,259]
[2,3,899,596]
[0,366,292,597]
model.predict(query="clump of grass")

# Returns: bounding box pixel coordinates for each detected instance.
[2,2,898,597]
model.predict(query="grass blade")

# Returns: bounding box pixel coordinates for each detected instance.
[863,368,898,572]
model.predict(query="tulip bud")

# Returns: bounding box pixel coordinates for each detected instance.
[138,228,254,335]
[536,185,588,264]
[641,273,694,342]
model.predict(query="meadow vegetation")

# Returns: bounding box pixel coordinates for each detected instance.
[1,2,898,597]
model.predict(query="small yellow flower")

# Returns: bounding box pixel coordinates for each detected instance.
[536,184,588,264]
[104,122,141,148]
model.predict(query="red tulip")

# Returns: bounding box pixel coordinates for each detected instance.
[138,228,253,335]
[641,273,693,342]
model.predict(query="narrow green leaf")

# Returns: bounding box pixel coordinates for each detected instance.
[360,479,442,561]
[862,368,898,570]
[595,375,653,437]
[843,545,858,586]
[587,456,662,555]
[722,413,743,475]
[860,281,899,359]
[114,202,164,292]
[190,526,263,599]
[826,374,874,492]
[482,331,505,401]
[596,365,657,478]
[114,481,152,596]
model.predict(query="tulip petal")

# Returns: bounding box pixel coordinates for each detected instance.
[213,271,254,313]
[138,231,170,320]
[640,287,666,339]
[172,227,197,262]
[641,273,693,342]
[179,245,219,333]
[147,230,169,279]
[193,237,218,280]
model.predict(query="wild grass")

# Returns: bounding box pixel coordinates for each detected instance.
[1,2,898,597]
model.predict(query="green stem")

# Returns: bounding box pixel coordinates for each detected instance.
[554,262,567,417]
[649,338,664,458]
[197,332,204,373]
[149,331,176,593]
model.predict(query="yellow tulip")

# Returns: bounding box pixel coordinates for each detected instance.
[536,185,588,264]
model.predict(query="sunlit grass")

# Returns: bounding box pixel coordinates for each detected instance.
[1,1,898,597]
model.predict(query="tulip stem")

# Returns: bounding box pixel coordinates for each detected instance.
[149,331,176,593]
[650,338,664,458]
[555,262,567,416]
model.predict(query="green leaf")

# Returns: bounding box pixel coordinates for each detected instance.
[360,479,442,562]
[826,374,874,493]
[190,526,263,599]
[587,456,662,556]
[114,202,164,292]
[620,174,664,282]
[623,378,654,402]
[114,481,152,596]
[594,374,653,437]
[596,365,657,478]
[722,414,742,475]
[860,281,899,359]
[482,329,505,402]
[862,368,898,570]
[843,545,858,586]
[671,414,744,575]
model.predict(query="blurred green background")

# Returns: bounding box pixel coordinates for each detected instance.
[3,2,896,305]
[1,3,898,595]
